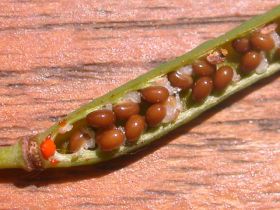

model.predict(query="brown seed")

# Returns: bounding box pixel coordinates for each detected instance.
[96,127,124,151]
[86,109,115,128]
[250,32,274,51]
[192,60,216,77]
[113,102,140,121]
[192,77,213,102]
[141,86,169,103]
[145,104,166,127]
[125,115,146,142]
[214,66,234,91]
[232,38,251,53]
[167,71,193,90]
[69,130,89,153]
[240,51,261,74]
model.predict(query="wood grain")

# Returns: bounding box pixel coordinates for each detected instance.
[0,0,280,209]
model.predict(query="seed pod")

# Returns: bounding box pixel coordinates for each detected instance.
[125,115,146,142]
[96,127,124,152]
[86,109,116,128]
[68,130,89,153]
[167,71,193,90]
[240,51,261,74]
[192,60,216,77]
[214,66,234,91]
[192,77,213,102]
[232,38,251,53]
[141,86,169,103]
[250,32,275,51]
[145,104,166,127]
[2,6,280,171]
[113,102,140,121]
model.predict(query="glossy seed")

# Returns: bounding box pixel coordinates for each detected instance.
[232,38,251,53]
[250,32,274,51]
[214,66,234,91]
[141,86,169,103]
[145,104,166,127]
[96,127,124,151]
[192,60,216,77]
[240,51,261,74]
[167,71,193,90]
[113,102,140,121]
[192,77,213,102]
[86,109,115,128]
[68,130,89,153]
[125,115,146,142]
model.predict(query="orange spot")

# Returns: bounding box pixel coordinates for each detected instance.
[40,137,56,160]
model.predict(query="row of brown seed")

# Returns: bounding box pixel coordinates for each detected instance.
[168,60,234,103]
[233,31,275,73]
[81,60,234,152]
[84,86,170,151]
[68,28,279,153]
[169,30,279,103]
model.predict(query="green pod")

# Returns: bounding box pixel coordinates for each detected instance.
[1,5,280,171]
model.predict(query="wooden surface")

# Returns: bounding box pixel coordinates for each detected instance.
[0,0,280,209]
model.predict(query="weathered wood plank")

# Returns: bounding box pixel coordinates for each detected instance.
[0,0,279,209]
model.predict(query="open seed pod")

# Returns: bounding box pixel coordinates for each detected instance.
[1,5,280,171]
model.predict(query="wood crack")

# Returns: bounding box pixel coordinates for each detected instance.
[0,15,252,33]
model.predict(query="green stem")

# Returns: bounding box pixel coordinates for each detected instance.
[0,142,25,169]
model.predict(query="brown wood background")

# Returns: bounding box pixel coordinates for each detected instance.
[0,0,280,209]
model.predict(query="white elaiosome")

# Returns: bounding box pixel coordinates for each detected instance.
[162,95,183,123]
[81,127,96,150]
[270,31,280,48]
[117,126,126,142]
[121,91,141,103]
[53,151,72,161]
[232,68,241,82]
[58,123,73,134]
[103,103,113,110]
[255,52,269,74]
[153,76,179,95]
[177,65,193,76]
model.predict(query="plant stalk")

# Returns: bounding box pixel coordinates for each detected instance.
[0,142,25,169]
